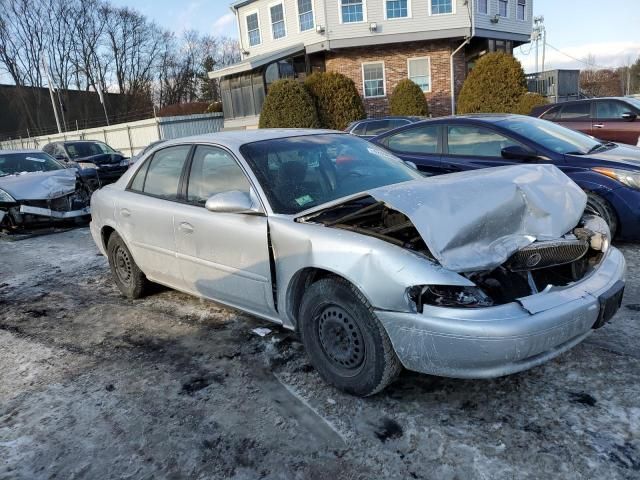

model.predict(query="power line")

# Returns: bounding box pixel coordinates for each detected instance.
[545,43,623,70]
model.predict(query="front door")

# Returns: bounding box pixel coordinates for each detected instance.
[594,100,640,145]
[174,145,274,316]
[116,144,192,288]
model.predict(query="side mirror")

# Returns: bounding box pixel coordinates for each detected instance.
[622,112,637,121]
[405,160,418,170]
[501,145,539,161]
[205,189,263,214]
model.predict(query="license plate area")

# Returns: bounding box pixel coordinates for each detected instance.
[593,280,625,329]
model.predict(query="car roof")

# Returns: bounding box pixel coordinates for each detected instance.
[160,129,342,150]
[0,149,46,154]
[409,113,524,124]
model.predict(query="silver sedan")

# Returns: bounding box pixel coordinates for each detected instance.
[90,130,625,396]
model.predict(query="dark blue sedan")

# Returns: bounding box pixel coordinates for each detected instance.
[372,114,640,239]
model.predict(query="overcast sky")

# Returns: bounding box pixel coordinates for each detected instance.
[111,0,640,72]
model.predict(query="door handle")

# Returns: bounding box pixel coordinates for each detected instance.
[179,222,194,234]
[594,123,605,128]
[120,208,131,218]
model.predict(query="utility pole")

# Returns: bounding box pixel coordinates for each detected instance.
[532,16,545,74]
[41,55,62,134]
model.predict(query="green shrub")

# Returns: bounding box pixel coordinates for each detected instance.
[258,79,319,128]
[515,92,548,115]
[389,79,429,116]
[304,72,365,130]
[457,52,528,114]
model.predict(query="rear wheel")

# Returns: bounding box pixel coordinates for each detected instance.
[585,192,618,238]
[107,232,148,299]
[298,277,402,396]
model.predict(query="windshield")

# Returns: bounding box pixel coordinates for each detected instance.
[498,116,603,155]
[0,152,64,177]
[64,141,115,159]
[240,134,422,214]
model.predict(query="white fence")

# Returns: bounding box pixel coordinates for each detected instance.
[0,112,224,157]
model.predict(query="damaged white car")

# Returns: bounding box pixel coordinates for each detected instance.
[0,150,91,231]
[90,131,626,396]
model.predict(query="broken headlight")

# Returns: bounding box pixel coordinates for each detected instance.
[408,285,494,312]
[76,162,98,170]
[0,188,15,203]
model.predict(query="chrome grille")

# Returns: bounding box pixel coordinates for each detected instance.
[507,239,590,271]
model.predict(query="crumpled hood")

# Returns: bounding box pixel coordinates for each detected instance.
[0,169,78,200]
[74,153,125,165]
[367,164,587,272]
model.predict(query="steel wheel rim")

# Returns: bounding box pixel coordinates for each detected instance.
[113,245,133,286]
[317,305,365,372]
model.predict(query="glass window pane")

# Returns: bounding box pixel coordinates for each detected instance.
[478,0,488,13]
[298,0,314,30]
[541,105,561,120]
[187,146,250,206]
[431,0,452,15]
[447,126,519,157]
[142,146,190,199]
[408,58,430,92]
[363,63,385,98]
[559,102,591,120]
[247,13,261,46]
[596,101,631,119]
[388,125,439,154]
[498,0,508,17]
[517,0,526,20]
[366,120,393,136]
[129,158,150,192]
[386,0,408,18]
[341,0,363,23]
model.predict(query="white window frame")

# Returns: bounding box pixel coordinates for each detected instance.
[296,0,316,33]
[407,57,432,93]
[361,61,386,99]
[384,0,411,20]
[339,0,367,24]
[477,0,488,15]
[269,1,287,40]
[516,0,526,21]
[498,0,509,18]
[245,10,262,47]
[429,0,456,16]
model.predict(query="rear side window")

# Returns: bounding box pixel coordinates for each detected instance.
[135,145,190,200]
[386,125,439,154]
[351,123,367,135]
[365,120,393,136]
[186,146,250,206]
[559,103,591,120]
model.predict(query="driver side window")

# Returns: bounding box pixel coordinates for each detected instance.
[447,125,523,157]
[186,146,250,206]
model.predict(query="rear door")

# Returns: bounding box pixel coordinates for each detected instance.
[440,124,536,173]
[174,144,274,316]
[556,101,593,136]
[116,144,192,288]
[593,99,640,145]
[379,124,443,174]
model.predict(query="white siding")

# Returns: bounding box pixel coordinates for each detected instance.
[236,0,326,57]
[474,0,532,37]
[325,0,470,40]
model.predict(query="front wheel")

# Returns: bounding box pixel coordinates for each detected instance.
[585,192,618,238]
[107,232,148,299]
[298,277,402,396]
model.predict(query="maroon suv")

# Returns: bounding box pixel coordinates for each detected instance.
[532,97,640,147]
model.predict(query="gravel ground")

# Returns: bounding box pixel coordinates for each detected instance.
[0,227,639,480]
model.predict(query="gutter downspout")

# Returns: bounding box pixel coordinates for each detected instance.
[450,0,474,115]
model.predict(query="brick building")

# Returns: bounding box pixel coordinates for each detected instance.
[210,0,534,128]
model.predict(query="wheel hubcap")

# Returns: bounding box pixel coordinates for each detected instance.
[113,246,133,286]
[318,306,364,370]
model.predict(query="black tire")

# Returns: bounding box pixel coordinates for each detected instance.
[106,232,148,299]
[585,192,618,238]
[298,277,402,396]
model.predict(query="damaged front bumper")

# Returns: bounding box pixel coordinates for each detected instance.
[19,204,91,219]
[377,247,626,379]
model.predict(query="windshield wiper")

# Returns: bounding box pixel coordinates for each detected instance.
[587,142,616,154]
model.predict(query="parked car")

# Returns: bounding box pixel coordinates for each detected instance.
[532,97,640,147]
[128,140,166,165]
[0,150,91,230]
[345,116,424,140]
[90,130,624,396]
[42,140,130,186]
[372,114,640,240]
